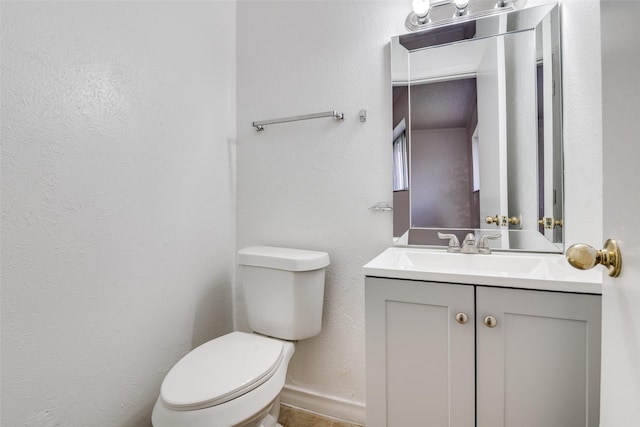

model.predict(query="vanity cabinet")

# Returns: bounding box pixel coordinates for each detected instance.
[365,277,601,427]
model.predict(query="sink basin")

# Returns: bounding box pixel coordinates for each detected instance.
[363,247,602,293]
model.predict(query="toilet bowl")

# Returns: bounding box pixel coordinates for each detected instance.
[152,332,294,427]
[152,246,329,427]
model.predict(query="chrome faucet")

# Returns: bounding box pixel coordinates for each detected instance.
[461,233,477,253]
[439,232,501,254]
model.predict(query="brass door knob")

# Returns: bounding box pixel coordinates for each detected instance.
[486,215,520,226]
[539,217,563,229]
[566,239,622,277]
[455,312,469,324]
[483,315,497,328]
[485,215,500,225]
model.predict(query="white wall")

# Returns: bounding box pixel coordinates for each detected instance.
[236,0,602,423]
[236,1,407,421]
[557,0,603,249]
[0,2,236,426]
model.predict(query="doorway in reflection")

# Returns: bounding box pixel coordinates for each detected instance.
[393,78,480,235]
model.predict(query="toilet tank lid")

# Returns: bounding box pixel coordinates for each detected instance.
[238,246,330,271]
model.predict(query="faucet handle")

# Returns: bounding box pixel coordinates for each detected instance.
[478,234,501,253]
[437,232,460,253]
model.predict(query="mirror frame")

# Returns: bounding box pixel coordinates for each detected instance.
[391,3,563,253]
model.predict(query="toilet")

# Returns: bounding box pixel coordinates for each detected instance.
[151,246,330,427]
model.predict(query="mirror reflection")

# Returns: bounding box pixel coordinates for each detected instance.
[391,4,563,253]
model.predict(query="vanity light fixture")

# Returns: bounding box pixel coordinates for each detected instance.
[405,0,526,31]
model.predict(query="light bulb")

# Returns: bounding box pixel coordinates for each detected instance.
[454,0,469,15]
[412,0,430,18]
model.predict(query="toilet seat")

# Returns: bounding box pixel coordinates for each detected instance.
[160,332,284,411]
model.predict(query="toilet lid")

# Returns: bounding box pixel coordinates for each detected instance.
[160,332,284,410]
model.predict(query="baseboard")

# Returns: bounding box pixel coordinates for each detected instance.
[280,384,366,426]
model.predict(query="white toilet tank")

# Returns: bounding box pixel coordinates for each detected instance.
[237,246,330,341]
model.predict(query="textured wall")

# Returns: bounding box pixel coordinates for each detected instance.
[1,2,236,426]
[556,0,603,249]
[236,0,602,423]
[236,1,407,419]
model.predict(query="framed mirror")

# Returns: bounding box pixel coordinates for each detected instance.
[391,3,563,253]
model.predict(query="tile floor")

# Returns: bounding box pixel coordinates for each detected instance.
[278,404,363,427]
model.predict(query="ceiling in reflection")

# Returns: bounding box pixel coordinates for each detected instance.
[410,79,477,130]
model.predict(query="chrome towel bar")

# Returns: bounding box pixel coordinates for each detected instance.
[252,110,344,131]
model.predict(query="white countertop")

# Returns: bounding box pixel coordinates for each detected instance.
[363,247,602,294]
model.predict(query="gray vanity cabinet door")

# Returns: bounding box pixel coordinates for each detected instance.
[476,286,601,427]
[365,277,475,427]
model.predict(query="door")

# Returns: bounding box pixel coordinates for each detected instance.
[475,287,601,427]
[599,1,640,424]
[365,278,475,427]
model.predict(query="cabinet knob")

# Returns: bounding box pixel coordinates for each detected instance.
[483,315,497,328]
[455,312,469,324]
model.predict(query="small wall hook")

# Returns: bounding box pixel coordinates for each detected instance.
[369,202,392,212]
